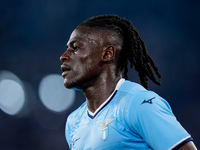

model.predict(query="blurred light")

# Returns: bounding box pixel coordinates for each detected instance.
[39,74,75,113]
[0,71,25,115]
[18,81,36,117]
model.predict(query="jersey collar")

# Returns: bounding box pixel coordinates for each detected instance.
[87,78,125,119]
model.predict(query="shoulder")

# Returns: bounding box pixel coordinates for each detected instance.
[120,81,172,121]
[118,81,191,149]
[118,80,169,108]
[115,80,147,106]
[117,80,166,108]
[115,80,170,126]
[118,80,147,94]
[116,80,173,127]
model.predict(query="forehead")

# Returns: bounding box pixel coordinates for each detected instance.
[68,26,110,46]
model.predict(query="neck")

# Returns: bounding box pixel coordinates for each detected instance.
[83,74,121,113]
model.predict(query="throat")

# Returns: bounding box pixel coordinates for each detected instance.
[87,90,117,119]
[86,78,125,118]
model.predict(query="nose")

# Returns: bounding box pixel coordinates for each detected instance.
[60,51,70,62]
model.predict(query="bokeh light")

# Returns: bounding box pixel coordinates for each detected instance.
[0,70,25,115]
[39,74,75,113]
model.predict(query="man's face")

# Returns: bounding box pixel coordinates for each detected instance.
[60,26,104,90]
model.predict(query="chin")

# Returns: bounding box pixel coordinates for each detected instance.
[63,79,73,89]
[63,78,83,91]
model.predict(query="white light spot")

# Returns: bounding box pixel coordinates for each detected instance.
[0,79,25,115]
[39,74,75,113]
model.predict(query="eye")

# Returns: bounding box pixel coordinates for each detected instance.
[73,46,79,51]
[72,45,80,52]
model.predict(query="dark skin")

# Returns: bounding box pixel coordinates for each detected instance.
[60,26,122,112]
[60,26,197,150]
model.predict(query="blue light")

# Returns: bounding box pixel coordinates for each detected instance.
[39,74,75,113]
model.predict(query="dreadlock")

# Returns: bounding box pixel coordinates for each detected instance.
[79,15,161,90]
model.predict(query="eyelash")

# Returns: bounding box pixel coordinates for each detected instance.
[73,46,79,51]
[66,46,80,52]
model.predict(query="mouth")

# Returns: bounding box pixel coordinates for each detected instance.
[61,64,71,77]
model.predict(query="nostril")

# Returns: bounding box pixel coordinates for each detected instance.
[60,55,70,62]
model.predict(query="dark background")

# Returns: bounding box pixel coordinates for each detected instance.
[0,0,199,149]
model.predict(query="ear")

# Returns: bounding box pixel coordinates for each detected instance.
[102,46,116,62]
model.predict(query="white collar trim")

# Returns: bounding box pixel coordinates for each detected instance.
[88,78,125,117]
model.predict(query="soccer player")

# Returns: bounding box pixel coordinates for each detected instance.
[60,15,197,149]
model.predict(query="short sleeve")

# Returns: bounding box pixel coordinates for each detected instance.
[127,91,191,150]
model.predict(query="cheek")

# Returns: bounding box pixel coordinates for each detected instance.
[80,54,99,68]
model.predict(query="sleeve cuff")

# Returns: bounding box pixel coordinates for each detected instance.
[169,136,193,150]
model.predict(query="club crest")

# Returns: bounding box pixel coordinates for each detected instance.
[100,118,116,140]
[101,127,108,140]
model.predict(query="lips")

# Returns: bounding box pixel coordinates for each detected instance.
[61,63,71,77]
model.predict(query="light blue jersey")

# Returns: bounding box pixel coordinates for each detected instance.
[65,79,192,149]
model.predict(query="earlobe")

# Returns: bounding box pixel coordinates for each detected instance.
[102,46,115,62]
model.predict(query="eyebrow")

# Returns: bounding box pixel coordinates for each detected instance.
[66,40,77,47]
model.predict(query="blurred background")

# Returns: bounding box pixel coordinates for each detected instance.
[0,0,199,149]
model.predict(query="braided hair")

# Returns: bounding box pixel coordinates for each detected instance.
[79,15,161,90]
